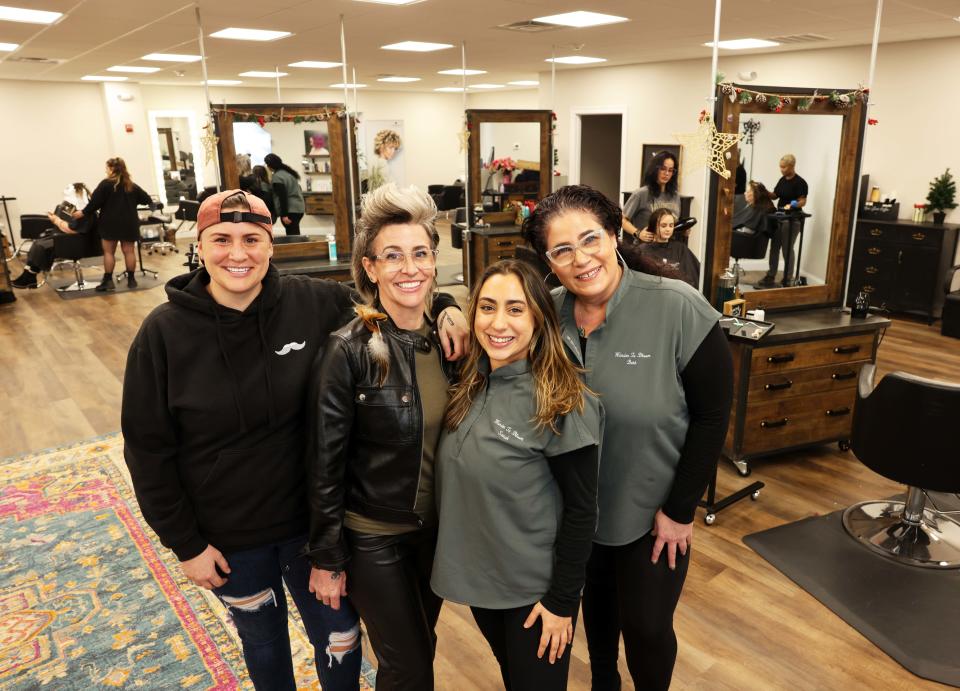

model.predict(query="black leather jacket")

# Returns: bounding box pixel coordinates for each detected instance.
[305,312,456,570]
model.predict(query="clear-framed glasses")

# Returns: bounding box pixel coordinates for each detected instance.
[657,165,676,175]
[544,229,605,267]
[372,247,440,272]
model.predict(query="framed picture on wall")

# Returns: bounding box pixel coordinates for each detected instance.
[304,129,329,156]
[640,143,682,185]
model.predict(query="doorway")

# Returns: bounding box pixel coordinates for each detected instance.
[569,108,627,205]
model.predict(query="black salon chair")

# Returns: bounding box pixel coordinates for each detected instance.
[730,218,771,287]
[427,184,445,196]
[941,264,960,339]
[435,186,464,219]
[842,364,960,568]
[17,214,53,256]
[51,222,104,292]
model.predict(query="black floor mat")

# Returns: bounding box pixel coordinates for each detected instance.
[50,271,164,299]
[744,495,960,687]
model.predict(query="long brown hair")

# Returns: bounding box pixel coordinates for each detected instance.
[106,157,134,192]
[445,260,591,434]
[748,180,776,213]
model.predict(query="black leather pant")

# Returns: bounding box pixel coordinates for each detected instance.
[346,527,442,691]
[581,532,690,691]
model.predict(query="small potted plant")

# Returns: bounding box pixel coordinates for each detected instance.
[926,168,957,225]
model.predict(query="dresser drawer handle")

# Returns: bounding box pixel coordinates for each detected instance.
[912,232,926,241]
[831,370,857,381]
[867,247,881,255]
[767,353,795,364]
[764,379,793,391]
[496,240,515,247]
[862,285,875,293]
[833,345,861,355]
[760,417,789,429]
[496,253,514,260]
[869,228,883,237]
[825,407,851,417]
[865,266,879,274]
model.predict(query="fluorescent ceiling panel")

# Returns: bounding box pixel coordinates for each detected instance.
[435,87,465,92]
[82,75,127,82]
[545,55,606,64]
[534,11,628,27]
[0,5,62,24]
[704,38,780,49]
[204,79,242,85]
[289,60,341,68]
[508,80,539,86]
[210,28,291,41]
[143,53,202,62]
[330,83,366,88]
[470,83,503,89]
[438,68,486,76]
[377,76,421,82]
[239,71,288,77]
[107,65,161,73]
[0,42,18,51]
[382,41,453,52]
[354,0,425,4]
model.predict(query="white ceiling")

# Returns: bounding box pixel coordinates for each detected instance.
[0,0,957,91]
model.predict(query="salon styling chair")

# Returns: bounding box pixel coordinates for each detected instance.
[730,219,771,287]
[941,264,960,339]
[16,214,53,257]
[51,222,104,292]
[842,364,960,569]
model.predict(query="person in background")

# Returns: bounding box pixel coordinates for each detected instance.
[524,185,733,691]
[732,180,776,234]
[307,184,456,691]
[756,154,809,288]
[637,209,700,288]
[265,153,305,236]
[432,259,601,691]
[73,157,152,291]
[240,166,276,223]
[622,151,681,241]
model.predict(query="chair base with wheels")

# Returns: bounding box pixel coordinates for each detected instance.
[51,225,104,293]
[843,487,960,569]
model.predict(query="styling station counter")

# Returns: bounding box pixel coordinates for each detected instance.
[461,224,524,288]
[723,309,890,476]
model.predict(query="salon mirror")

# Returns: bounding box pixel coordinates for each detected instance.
[704,85,867,312]
[467,109,552,214]
[148,110,203,206]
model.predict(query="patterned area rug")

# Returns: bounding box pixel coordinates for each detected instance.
[0,434,376,689]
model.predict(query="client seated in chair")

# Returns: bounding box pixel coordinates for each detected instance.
[732,180,775,235]
[634,209,700,288]
[842,364,960,568]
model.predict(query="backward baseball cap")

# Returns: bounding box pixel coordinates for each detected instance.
[197,189,274,239]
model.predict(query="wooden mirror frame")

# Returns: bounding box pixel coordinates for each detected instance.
[213,103,359,254]
[466,109,553,208]
[703,85,867,312]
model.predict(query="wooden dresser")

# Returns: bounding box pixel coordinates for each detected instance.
[847,218,959,322]
[462,224,524,288]
[724,309,890,476]
[303,191,335,216]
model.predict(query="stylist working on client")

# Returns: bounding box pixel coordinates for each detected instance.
[622,151,680,242]
[524,185,733,691]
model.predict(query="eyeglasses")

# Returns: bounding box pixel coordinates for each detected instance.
[544,230,605,267]
[657,166,676,174]
[371,248,439,272]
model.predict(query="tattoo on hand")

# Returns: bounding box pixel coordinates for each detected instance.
[330,571,341,580]
[445,314,454,327]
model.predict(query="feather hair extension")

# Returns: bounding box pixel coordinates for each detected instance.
[355,304,390,386]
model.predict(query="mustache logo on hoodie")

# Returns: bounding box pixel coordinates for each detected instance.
[275,341,306,356]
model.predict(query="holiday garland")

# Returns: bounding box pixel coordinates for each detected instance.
[717,82,868,113]
[213,106,348,126]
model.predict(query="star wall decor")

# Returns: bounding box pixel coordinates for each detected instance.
[200,122,219,167]
[674,116,741,180]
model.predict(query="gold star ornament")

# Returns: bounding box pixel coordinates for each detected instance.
[200,122,219,167]
[457,127,471,154]
[674,117,741,179]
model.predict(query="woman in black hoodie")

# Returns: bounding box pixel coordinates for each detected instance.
[121,189,468,690]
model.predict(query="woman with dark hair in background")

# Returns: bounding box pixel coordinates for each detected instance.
[264,153,305,236]
[622,151,680,241]
[637,208,701,288]
[733,180,776,235]
[240,165,276,222]
[524,185,733,691]
[73,157,152,291]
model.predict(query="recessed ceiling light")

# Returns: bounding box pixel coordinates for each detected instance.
[107,65,161,73]
[204,79,243,85]
[704,38,780,50]
[0,5,62,24]
[82,75,128,82]
[435,87,466,92]
[534,11,628,27]
[330,83,367,88]
[239,71,288,78]
[142,53,202,62]
[289,60,342,69]
[470,83,504,89]
[382,41,453,52]
[354,0,425,4]
[377,76,421,83]
[545,56,606,64]
[508,80,539,86]
[438,68,486,76]
[0,42,18,51]
[211,28,292,42]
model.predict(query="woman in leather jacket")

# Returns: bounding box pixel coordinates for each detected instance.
[306,183,456,690]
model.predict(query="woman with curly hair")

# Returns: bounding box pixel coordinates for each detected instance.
[368,129,402,191]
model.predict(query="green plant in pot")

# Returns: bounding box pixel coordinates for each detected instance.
[926,168,957,225]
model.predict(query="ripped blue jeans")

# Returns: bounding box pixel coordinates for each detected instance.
[213,534,361,691]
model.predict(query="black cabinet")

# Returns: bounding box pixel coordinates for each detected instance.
[848,219,959,321]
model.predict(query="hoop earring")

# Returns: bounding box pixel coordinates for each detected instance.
[615,249,627,269]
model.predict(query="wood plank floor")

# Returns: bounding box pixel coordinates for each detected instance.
[1,239,957,690]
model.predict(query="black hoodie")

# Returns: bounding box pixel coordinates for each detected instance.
[122,265,456,561]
